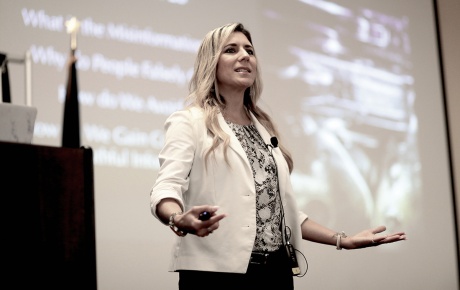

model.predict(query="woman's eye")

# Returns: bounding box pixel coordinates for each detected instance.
[224,47,254,55]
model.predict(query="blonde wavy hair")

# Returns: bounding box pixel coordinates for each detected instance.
[185,22,293,173]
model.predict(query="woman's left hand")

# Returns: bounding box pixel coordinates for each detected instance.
[342,225,407,249]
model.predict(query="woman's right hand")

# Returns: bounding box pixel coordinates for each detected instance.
[174,205,227,237]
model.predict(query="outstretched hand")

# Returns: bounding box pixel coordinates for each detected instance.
[343,225,407,249]
[174,205,227,237]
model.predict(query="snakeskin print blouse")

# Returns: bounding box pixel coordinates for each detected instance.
[226,120,283,252]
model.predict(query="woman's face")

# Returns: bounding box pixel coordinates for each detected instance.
[216,31,256,94]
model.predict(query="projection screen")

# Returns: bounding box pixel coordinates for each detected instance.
[0,0,457,289]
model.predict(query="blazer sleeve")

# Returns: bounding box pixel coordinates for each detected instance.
[150,110,197,221]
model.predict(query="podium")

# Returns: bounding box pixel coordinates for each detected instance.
[1,141,97,289]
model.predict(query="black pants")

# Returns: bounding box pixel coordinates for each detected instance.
[178,248,294,290]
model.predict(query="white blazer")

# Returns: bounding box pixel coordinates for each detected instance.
[150,106,308,273]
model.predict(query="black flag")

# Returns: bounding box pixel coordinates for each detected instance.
[61,54,80,148]
[0,53,11,103]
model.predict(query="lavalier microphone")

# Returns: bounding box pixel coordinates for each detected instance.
[270,136,278,148]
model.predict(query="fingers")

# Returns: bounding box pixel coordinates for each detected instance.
[390,231,406,237]
[370,232,407,247]
[195,222,221,237]
[346,225,407,249]
[383,233,407,242]
[194,205,220,216]
[197,215,226,237]
[187,205,227,237]
[196,226,214,237]
[371,225,387,234]
[195,206,227,223]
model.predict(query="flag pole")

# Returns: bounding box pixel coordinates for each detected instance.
[66,17,80,56]
[62,17,81,148]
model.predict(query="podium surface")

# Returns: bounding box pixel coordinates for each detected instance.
[1,141,97,289]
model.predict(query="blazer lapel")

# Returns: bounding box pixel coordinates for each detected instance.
[217,112,250,165]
